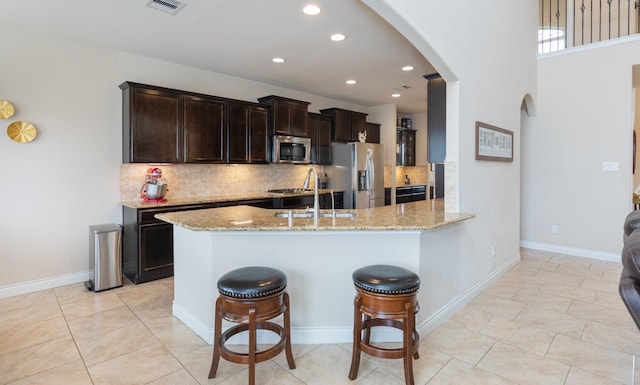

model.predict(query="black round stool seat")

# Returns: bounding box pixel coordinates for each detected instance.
[217,266,287,299]
[352,265,420,295]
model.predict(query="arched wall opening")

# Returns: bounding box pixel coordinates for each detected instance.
[362,0,460,211]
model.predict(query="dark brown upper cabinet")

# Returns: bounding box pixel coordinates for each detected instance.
[228,102,270,163]
[258,95,310,137]
[397,129,416,166]
[122,82,226,164]
[427,74,446,163]
[121,82,268,164]
[319,108,367,143]
[183,95,226,163]
[307,112,332,165]
[121,82,182,163]
[364,122,381,144]
[248,105,270,163]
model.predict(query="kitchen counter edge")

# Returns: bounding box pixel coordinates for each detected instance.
[155,201,474,232]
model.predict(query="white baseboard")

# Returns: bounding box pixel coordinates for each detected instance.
[520,240,620,263]
[174,253,522,346]
[0,271,90,299]
[4,251,523,345]
[173,301,403,345]
[173,301,214,344]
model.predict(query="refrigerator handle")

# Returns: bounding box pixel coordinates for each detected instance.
[366,149,374,198]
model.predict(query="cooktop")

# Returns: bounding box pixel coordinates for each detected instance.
[267,188,313,195]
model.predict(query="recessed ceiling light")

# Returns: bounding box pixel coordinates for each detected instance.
[330,34,346,42]
[402,66,414,71]
[392,93,401,98]
[272,57,286,63]
[346,80,356,85]
[303,4,321,15]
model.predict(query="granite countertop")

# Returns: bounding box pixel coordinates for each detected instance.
[155,200,474,232]
[121,189,342,209]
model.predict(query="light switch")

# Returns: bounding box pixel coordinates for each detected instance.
[602,162,619,171]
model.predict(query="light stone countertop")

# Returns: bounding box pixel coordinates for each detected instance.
[155,200,474,232]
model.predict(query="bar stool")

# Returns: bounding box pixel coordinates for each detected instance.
[349,264,420,385]
[208,266,295,385]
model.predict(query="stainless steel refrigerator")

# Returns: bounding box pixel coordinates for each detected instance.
[328,142,385,209]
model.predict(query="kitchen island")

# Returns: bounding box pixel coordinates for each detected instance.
[156,201,510,345]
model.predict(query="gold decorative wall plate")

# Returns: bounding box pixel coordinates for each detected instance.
[0,100,15,119]
[7,121,37,143]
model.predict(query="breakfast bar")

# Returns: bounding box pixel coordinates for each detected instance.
[156,201,483,345]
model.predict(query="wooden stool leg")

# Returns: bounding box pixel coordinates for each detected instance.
[283,292,296,369]
[412,313,419,360]
[208,297,223,379]
[363,314,372,344]
[348,294,363,380]
[403,303,415,385]
[248,307,257,385]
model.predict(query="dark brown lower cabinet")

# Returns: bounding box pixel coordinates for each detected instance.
[323,191,344,209]
[123,203,219,284]
[122,194,342,284]
[272,192,344,210]
[395,185,427,204]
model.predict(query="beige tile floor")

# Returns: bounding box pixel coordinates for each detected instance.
[1,248,638,385]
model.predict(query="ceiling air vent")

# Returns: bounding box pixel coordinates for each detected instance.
[393,85,411,91]
[145,0,186,15]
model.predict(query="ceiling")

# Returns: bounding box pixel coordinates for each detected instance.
[1,0,435,114]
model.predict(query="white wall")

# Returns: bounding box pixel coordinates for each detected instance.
[367,0,537,280]
[522,37,640,259]
[1,34,122,290]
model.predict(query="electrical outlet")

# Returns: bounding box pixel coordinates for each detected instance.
[602,161,619,171]
[491,244,496,257]
[551,224,559,234]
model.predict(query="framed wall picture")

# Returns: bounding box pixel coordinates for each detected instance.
[475,121,513,162]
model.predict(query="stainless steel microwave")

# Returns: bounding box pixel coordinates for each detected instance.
[272,135,311,164]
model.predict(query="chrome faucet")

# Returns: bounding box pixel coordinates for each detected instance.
[303,167,320,221]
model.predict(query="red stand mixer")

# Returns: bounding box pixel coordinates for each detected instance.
[140,167,168,202]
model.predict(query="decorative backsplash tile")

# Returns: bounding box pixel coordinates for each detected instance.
[121,163,431,202]
[120,164,323,202]
[395,166,429,186]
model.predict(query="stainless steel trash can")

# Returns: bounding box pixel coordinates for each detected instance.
[85,224,123,292]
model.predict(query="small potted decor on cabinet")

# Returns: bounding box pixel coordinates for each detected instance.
[358,131,367,143]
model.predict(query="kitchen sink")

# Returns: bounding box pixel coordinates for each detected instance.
[273,210,357,219]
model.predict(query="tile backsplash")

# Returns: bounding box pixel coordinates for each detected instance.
[120,163,430,202]
[120,163,322,201]
[395,166,429,186]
